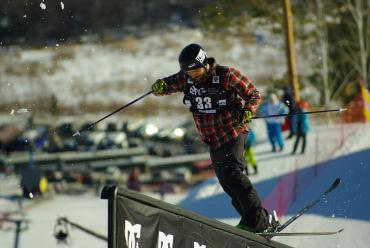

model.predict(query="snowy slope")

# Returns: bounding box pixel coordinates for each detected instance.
[179,123,370,247]
[0,182,187,248]
[274,147,370,248]
[1,123,369,248]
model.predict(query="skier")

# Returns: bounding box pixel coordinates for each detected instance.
[258,93,288,152]
[127,167,141,192]
[291,100,310,154]
[243,128,258,175]
[151,43,278,233]
[282,86,296,139]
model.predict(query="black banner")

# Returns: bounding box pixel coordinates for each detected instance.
[101,186,292,248]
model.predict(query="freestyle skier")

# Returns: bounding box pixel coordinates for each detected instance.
[151,43,278,233]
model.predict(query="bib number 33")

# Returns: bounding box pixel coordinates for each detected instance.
[195,96,212,109]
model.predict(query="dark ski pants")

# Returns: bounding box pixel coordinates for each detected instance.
[292,132,306,154]
[210,133,269,232]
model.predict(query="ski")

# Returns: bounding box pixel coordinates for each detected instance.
[274,177,341,233]
[259,228,344,237]
[257,178,341,239]
[257,177,341,238]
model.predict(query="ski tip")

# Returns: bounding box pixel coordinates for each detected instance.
[333,178,341,187]
[338,228,344,233]
[339,108,348,112]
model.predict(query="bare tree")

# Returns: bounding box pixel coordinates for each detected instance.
[315,0,330,107]
[299,0,334,107]
[346,0,369,89]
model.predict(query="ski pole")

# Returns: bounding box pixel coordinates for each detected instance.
[73,90,153,136]
[56,217,107,242]
[252,108,347,120]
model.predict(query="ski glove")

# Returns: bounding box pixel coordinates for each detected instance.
[238,109,253,128]
[152,79,168,95]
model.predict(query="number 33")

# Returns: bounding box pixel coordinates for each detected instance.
[195,97,212,109]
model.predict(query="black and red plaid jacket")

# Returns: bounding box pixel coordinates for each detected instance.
[160,59,262,150]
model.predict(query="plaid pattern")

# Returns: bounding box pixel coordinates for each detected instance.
[162,61,261,149]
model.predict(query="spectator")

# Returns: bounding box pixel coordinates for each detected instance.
[243,128,258,175]
[127,167,141,192]
[258,93,288,152]
[282,86,296,139]
[291,101,310,155]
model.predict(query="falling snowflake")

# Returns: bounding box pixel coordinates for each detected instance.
[40,2,46,10]
[60,2,64,10]
[10,109,15,115]
[73,131,81,137]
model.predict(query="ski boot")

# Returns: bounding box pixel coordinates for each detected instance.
[263,210,281,233]
[235,211,280,233]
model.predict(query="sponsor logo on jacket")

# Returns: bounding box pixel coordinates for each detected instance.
[189,86,207,96]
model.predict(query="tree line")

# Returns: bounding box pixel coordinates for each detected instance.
[0,0,211,44]
[199,0,369,103]
[1,0,368,104]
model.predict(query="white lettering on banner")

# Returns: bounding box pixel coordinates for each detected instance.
[195,49,206,63]
[194,242,206,248]
[124,220,141,248]
[158,231,174,248]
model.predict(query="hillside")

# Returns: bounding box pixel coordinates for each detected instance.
[0,27,318,116]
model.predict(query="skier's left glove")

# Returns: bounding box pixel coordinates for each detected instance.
[238,109,253,128]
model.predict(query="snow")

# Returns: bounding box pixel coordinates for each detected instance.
[0,28,315,110]
[275,146,370,247]
[16,108,28,114]
[1,122,369,247]
[179,122,370,247]
[0,190,187,248]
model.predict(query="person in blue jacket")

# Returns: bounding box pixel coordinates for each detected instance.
[258,93,288,152]
[291,101,310,154]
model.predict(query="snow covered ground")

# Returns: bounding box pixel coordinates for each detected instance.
[1,121,369,248]
[0,181,187,248]
[180,122,370,248]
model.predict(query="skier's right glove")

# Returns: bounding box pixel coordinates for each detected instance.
[152,79,168,95]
